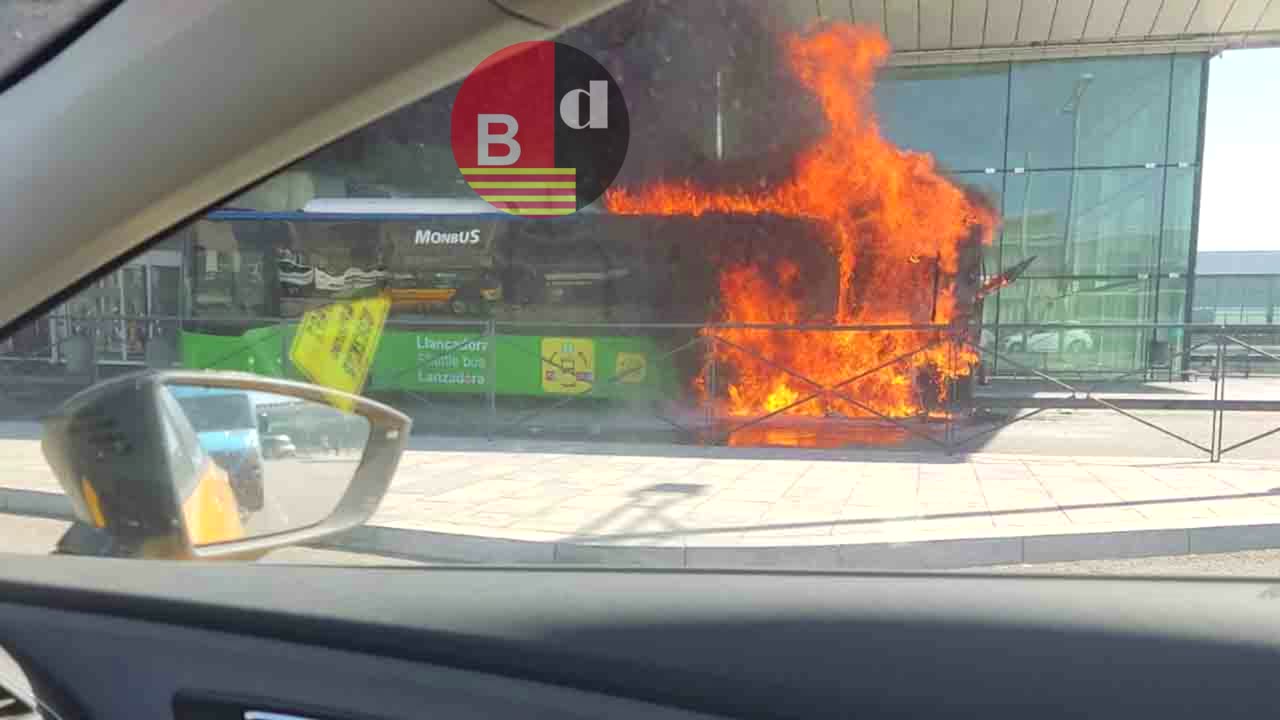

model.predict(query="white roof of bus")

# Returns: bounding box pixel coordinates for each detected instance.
[302,198,498,215]
[302,197,602,215]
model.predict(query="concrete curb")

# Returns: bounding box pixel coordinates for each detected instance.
[10,486,1280,569]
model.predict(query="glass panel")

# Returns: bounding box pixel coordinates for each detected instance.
[996,276,1155,371]
[120,266,147,362]
[1007,56,1171,170]
[1001,168,1163,277]
[1191,276,1218,323]
[1272,277,1280,326]
[1213,276,1247,324]
[1155,277,1187,371]
[146,265,183,368]
[94,272,123,360]
[874,63,1009,172]
[1160,166,1197,274]
[189,220,272,321]
[1241,278,1271,325]
[150,267,181,316]
[1157,277,1187,325]
[1168,55,1205,165]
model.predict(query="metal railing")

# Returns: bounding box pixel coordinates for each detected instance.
[5,315,1280,461]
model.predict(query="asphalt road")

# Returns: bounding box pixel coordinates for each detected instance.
[981,550,1280,576]
[242,454,360,538]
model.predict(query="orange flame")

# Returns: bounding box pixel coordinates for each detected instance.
[606,24,997,419]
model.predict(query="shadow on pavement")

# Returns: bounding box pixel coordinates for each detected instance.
[566,485,1280,544]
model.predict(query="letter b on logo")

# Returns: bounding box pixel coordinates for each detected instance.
[477,114,521,166]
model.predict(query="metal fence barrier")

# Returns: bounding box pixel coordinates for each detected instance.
[4,316,1280,462]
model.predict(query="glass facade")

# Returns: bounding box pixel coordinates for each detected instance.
[874,54,1207,373]
[1193,276,1280,325]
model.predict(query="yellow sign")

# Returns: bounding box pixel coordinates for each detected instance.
[615,352,647,384]
[541,337,595,394]
[289,294,391,410]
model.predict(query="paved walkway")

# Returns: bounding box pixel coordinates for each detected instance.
[8,429,1280,568]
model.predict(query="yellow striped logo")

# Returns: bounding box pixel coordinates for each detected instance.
[464,167,577,216]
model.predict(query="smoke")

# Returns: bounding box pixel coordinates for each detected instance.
[562,0,827,190]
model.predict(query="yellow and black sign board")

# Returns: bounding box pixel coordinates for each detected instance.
[541,337,595,394]
[289,294,391,410]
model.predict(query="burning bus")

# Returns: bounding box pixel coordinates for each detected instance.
[178,190,1006,425]
[603,24,1001,421]
[176,23,1017,430]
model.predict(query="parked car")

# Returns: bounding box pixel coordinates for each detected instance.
[1002,323,1096,354]
[261,433,298,459]
[169,387,266,513]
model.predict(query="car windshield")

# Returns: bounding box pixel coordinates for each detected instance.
[8,0,1280,576]
[176,395,254,433]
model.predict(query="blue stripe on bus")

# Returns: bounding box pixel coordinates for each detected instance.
[203,209,581,222]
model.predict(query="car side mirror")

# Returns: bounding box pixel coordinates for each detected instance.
[40,371,410,560]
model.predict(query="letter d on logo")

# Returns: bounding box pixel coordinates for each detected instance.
[477,114,521,166]
[558,80,609,129]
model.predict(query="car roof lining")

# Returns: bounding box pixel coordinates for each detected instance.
[0,0,121,95]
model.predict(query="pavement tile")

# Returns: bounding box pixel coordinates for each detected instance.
[990,509,1071,529]
[503,483,592,502]
[839,501,920,519]
[369,500,471,527]
[831,504,927,536]
[1109,483,1210,503]
[747,502,839,538]
[1213,469,1280,492]
[1040,482,1124,506]
[908,516,998,535]
[782,481,859,505]
[566,506,692,540]
[1133,500,1219,523]
[981,490,1057,511]
[918,500,988,517]
[714,479,800,503]
[1026,463,1097,479]
[561,492,708,516]
[519,505,627,533]
[1200,497,1280,518]
[455,511,523,528]
[1060,506,1148,525]
[469,496,568,516]
[680,500,774,529]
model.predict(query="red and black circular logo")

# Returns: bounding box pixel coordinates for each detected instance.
[451,41,629,217]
